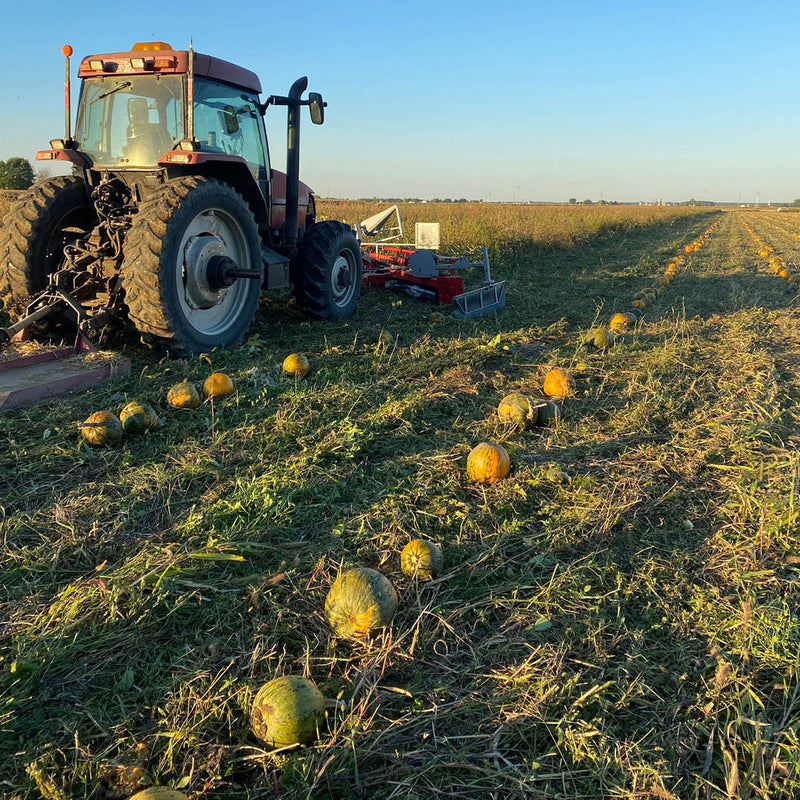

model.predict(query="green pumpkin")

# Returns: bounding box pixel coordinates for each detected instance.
[251,675,326,748]
[497,393,537,429]
[533,400,562,426]
[120,401,158,435]
[167,382,200,409]
[325,567,398,638]
[81,411,124,447]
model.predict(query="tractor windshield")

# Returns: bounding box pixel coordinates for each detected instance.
[75,74,183,168]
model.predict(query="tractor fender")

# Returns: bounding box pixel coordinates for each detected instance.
[163,155,269,231]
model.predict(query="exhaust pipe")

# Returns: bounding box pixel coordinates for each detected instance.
[62,44,73,145]
[282,76,308,252]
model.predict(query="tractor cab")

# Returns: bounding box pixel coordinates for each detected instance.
[37,42,321,241]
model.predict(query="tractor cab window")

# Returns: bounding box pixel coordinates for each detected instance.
[76,75,183,168]
[193,79,268,183]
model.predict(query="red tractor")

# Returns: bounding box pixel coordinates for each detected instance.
[0,42,362,355]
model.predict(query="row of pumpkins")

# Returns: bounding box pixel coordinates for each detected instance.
[252,367,580,745]
[469,219,725,483]
[101,232,725,796]
[79,354,311,447]
[587,219,722,349]
[740,220,800,287]
[234,367,581,751]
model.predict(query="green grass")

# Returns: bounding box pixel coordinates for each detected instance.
[3,205,800,799]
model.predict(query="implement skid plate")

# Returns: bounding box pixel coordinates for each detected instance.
[0,334,131,412]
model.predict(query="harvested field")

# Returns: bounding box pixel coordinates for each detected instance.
[2,203,800,799]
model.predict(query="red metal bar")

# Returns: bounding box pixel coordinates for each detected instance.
[0,337,130,411]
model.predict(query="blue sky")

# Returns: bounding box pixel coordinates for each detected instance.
[2,0,799,202]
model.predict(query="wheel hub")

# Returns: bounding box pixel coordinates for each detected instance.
[331,254,353,301]
[183,234,228,309]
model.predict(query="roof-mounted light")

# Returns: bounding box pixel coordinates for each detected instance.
[132,41,172,51]
[88,59,105,71]
[131,57,154,70]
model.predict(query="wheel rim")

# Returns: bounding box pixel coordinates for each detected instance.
[330,249,357,308]
[177,206,254,337]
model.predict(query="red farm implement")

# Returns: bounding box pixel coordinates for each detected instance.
[357,206,506,319]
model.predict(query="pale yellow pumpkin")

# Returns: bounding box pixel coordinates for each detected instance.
[400,539,444,580]
[130,790,187,800]
[251,675,326,748]
[283,353,310,377]
[325,567,398,638]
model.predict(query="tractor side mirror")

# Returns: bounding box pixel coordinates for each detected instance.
[308,92,325,125]
[222,105,240,135]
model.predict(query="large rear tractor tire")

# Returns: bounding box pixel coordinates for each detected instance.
[122,176,263,356]
[297,220,362,320]
[0,176,92,318]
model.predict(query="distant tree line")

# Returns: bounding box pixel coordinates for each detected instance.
[0,158,35,190]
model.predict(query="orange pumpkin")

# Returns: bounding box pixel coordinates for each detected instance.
[203,372,234,399]
[542,368,574,399]
[466,442,511,484]
[609,312,629,332]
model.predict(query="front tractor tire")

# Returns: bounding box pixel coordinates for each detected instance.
[0,176,92,317]
[297,221,362,320]
[122,176,263,356]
